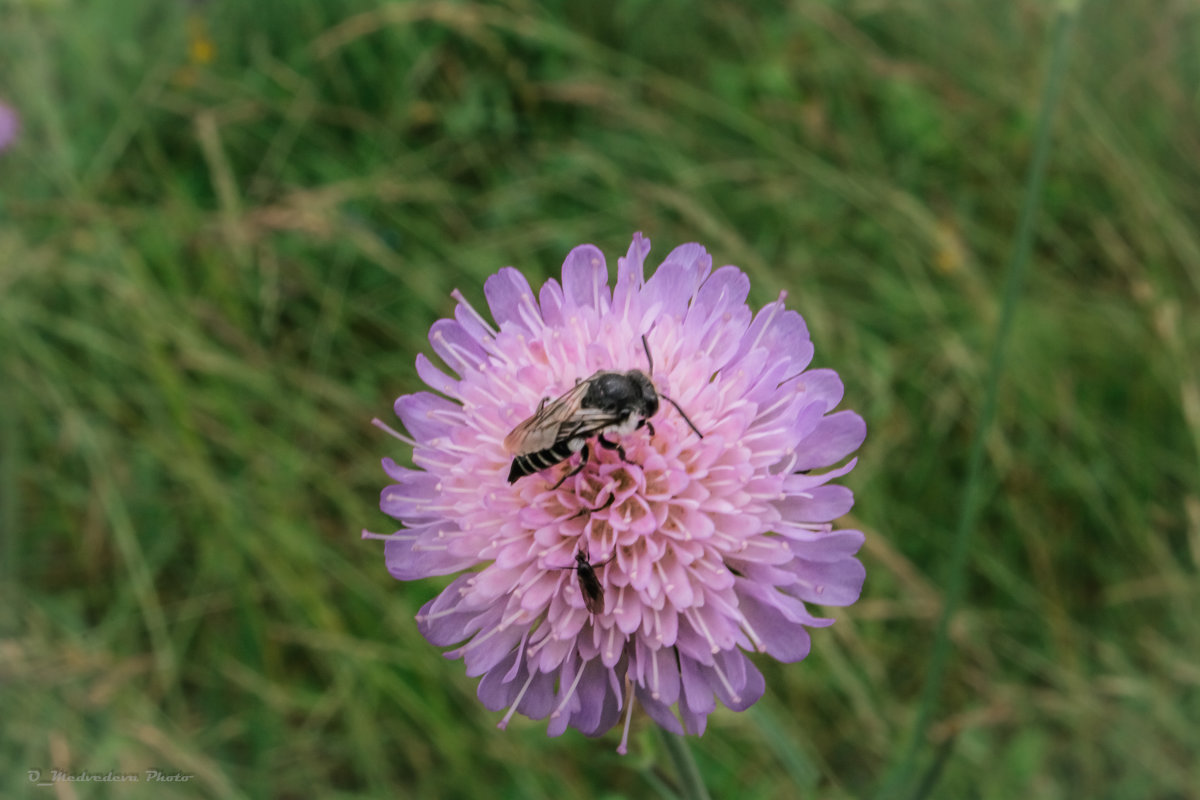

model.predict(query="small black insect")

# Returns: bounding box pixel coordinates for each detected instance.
[503,336,702,486]
[548,547,616,614]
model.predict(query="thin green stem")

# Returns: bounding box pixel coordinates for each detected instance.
[876,6,1079,798]
[658,729,712,800]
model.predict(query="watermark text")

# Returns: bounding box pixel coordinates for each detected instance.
[27,768,194,786]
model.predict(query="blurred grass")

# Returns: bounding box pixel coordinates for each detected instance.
[2,0,1198,798]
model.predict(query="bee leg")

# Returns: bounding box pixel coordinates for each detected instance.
[568,494,615,519]
[646,421,656,438]
[597,434,629,463]
[550,444,589,490]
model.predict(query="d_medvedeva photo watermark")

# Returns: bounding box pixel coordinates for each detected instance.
[27,768,194,785]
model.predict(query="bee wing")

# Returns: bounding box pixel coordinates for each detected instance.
[503,381,593,455]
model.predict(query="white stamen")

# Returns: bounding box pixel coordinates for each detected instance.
[779,517,835,530]
[459,616,513,654]
[775,450,799,474]
[735,610,767,653]
[371,418,416,446]
[604,625,618,661]
[707,654,741,704]
[526,635,551,659]
[432,330,479,373]
[551,663,588,718]
[495,609,527,632]
[451,289,500,338]
[754,386,798,421]
[741,538,785,558]
[654,561,674,594]
[360,529,418,541]
[709,528,744,551]
[427,407,468,425]
[498,668,538,730]
[617,675,636,755]
[752,292,786,352]
[518,292,543,332]
[418,604,463,623]
[687,607,721,655]
[741,428,791,444]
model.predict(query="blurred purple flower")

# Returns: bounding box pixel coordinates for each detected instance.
[367,233,866,751]
[0,102,18,151]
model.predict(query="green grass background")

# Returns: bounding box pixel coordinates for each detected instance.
[3,0,1198,797]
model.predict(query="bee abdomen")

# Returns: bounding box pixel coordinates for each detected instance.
[507,440,576,483]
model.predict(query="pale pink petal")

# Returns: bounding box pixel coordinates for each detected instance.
[484,267,541,333]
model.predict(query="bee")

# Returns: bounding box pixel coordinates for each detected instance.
[503,336,703,486]
[548,546,616,614]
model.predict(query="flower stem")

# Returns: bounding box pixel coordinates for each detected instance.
[877,4,1079,798]
[658,729,712,800]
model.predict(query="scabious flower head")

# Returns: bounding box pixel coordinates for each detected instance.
[367,233,866,751]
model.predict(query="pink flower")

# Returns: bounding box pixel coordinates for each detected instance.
[367,234,866,751]
[0,101,19,152]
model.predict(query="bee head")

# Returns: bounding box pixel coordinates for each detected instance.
[583,371,658,418]
[627,370,659,418]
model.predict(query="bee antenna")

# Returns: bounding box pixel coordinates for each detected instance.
[641,334,654,375]
[660,393,704,439]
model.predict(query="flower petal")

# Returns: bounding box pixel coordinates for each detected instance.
[538,278,565,327]
[795,368,844,412]
[477,648,523,712]
[712,648,765,711]
[561,244,611,313]
[637,690,685,734]
[485,267,541,333]
[385,523,476,579]
[774,484,855,523]
[394,391,463,443]
[641,243,711,320]
[783,555,867,606]
[735,579,816,662]
[613,232,651,320]
[679,655,716,716]
[428,318,487,376]
[793,411,866,470]
[774,528,866,562]
[415,352,459,397]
